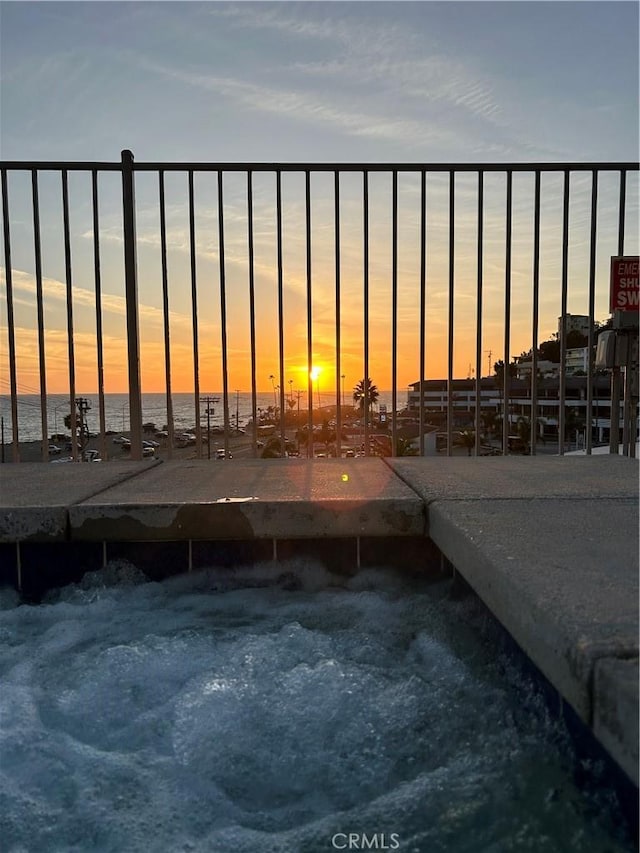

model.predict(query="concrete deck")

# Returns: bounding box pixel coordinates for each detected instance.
[67,458,425,541]
[0,460,162,541]
[387,455,639,785]
[0,455,637,785]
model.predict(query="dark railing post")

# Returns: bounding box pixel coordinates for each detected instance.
[121,150,143,460]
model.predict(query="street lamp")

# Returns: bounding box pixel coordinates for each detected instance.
[269,374,277,410]
[341,374,345,406]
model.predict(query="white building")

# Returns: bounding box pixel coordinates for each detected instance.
[515,347,589,379]
[407,375,624,444]
[565,347,589,374]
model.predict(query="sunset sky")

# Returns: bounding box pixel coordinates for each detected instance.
[1,1,638,397]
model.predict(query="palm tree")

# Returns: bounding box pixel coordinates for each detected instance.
[353,378,379,415]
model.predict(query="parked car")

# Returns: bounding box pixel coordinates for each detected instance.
[112,435,128,444]
[142,446,156,457]
[176,433,196,446]
[48,444,61,455]
[215,448,233,459]
[143,439,159,448]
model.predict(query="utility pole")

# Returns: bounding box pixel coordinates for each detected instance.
[73,397,91,460]
[200,396,219,460]
[485,350,493,378]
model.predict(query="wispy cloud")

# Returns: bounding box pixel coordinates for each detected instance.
[1,268,213,336]
[211,5,504,124]
[136,58,457,150]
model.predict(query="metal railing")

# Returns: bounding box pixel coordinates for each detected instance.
[1,151,638,462]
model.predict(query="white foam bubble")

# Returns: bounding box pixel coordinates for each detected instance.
[0,564,633,852]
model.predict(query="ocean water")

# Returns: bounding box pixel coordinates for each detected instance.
[0,392,394,443]
[0,563,634,853]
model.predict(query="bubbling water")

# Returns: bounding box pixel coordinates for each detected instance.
[0,562,633,852]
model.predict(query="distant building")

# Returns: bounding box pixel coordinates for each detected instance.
[515,347,589,379]
[515,359,557,380]
[558,314,590,338]
[565,347,589,374]
[407,374,623,443]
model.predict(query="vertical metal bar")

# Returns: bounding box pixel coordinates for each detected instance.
[31,171,48,462]
[158,170,174,459]
[247,171,258,458]
[335,170,342,458]
[305,170,313,458]
[419,170,426,457]
[586,170,598,455]
[16,542,21,592]
[474,170,484,456]
[447,171,455,457]
[218,170,230,456]
[120,150,143,460]
[622,364,632,455]
[91,170,107,463]
[276,171,286,453]
[1,169,20,462]
[610,366,621,453]
[531,170,541,455]
[618,168,627,255]
[610,169,627,454]
[558,170,570,456]
[621,196,634,461]
[187,169,201,456]
[363,171,370,456]
[391,170,398,457]
[62,169,78,460]
[502,171,513,455]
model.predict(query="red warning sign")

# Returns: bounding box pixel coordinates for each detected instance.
[610,256,639,312]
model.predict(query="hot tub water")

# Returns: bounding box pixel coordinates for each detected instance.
[0,562,634,852]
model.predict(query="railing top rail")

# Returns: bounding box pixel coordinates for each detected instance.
[1,160,638,172]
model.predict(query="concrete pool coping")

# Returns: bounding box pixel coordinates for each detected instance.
[0,455,638,786]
